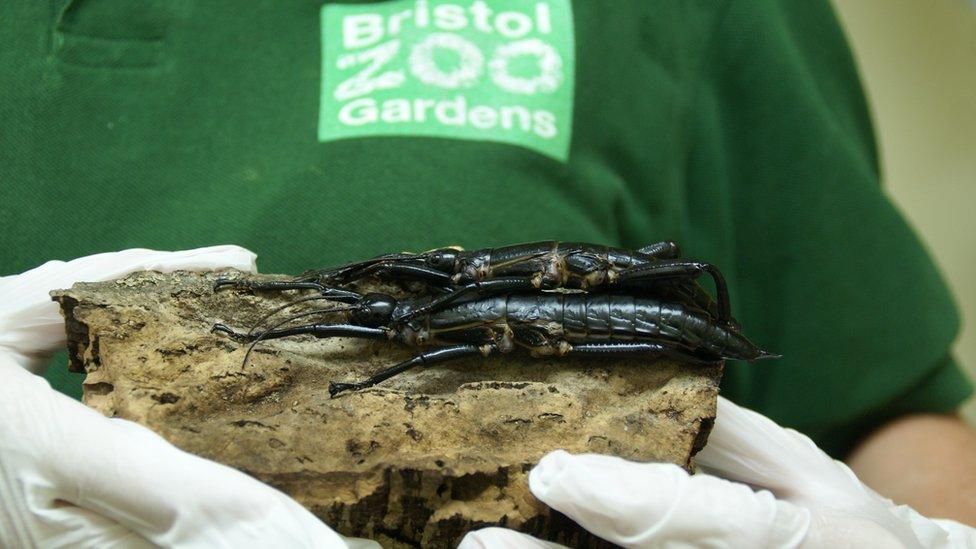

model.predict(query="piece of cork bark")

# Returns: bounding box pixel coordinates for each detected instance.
[52,270,721,548]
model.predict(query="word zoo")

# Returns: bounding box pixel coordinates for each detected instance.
[318,0,575,161]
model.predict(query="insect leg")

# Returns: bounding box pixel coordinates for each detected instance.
[296,252,423,284]
[329,344,490,397]
[615,260,731,324]
[213,279,329,292]
[637,241,682,259]
[567,342,721,366]
[393,277,538,323]
[352,261,456,286]
[212,323,390,343]
[213,279,363,302]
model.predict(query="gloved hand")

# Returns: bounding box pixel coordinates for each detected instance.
[0,246,367,548]
[460,396,976,549]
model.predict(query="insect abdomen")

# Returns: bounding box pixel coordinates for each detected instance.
[563,295,753,359]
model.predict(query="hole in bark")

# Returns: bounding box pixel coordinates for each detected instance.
[151,392,180,404]
[450,471,500,501]
[85,382,114,395]
[690,416,715,457]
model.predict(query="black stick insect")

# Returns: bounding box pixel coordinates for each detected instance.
[211,282,778,398]
[214,241,737,331]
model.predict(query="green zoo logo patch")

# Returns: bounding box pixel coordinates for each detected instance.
[318,0,575,161]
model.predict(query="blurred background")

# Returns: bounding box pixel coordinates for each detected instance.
[832,0,976,421]
[23,0,976,427]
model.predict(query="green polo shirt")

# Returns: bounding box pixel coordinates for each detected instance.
[2,0,970,457]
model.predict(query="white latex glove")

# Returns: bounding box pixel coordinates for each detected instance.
[460,397,976,549]
[0,246,364,548]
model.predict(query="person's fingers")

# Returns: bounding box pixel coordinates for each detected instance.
[697,397,925,547]
[340,536,383,549]
[528,450,810,548]
[1,356,346,548]
[1,360,153,548]
[13,499,154,548]
[0,245,256,372]
[458,527,568,549]
[930,518,976,548]
[695,396,846,498]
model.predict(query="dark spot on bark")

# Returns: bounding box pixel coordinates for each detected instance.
[404,423,422,441]
[459,381,531,391]
[157,343,199,357]
[522,509,617,548]
[90,336,101,366]
[230,419,276,430]
[690,416,715,458]
[52,295,90,373]
[346,439,379,457]
[171,289,201,299]
[403,395,430,412]
[399,469,423,490]
[449,468,507,501]
[151,392,180,404]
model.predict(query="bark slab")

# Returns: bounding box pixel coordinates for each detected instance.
[52,270,722,548]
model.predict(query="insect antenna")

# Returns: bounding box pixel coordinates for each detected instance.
[241,305,357,369]
[243,283,363,337]
[294,252,421,283]
[245,295,339,338]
